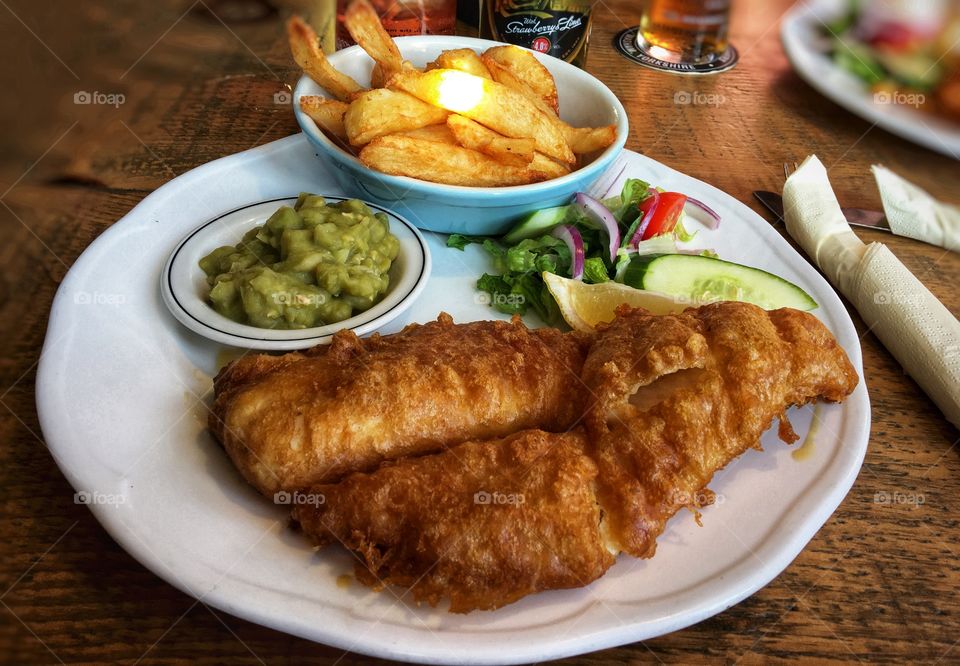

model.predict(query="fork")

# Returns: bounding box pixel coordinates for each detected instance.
[783,161,799,181]
[586,154,629,200]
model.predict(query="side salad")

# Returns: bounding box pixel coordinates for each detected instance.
[448,178,717,323]
[448,178,817,324]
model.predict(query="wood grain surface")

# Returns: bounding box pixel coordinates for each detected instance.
[1,0,958,663]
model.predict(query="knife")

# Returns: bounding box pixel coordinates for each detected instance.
[753,191,891,232]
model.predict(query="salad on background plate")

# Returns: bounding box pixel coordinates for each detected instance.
[824,0,960,122]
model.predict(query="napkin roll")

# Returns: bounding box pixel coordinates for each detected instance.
[784,156,960,429]
[850,243,960,427]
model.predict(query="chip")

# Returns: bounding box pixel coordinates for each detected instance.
[359,135,552,186]
[387,68,575,165]
[344,88,449,146]
[447,114,536,166]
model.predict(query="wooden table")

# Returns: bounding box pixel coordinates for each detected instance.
[1,0,958,662]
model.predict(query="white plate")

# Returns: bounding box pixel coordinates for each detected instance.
[160,196,430,351]
[36,134,870,665]
[781,0,960,159]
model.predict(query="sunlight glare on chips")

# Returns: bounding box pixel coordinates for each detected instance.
[436,71,485,113]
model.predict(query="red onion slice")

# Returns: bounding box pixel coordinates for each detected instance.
[574,192,621,262]
[684,197,721,230]
[551,225,585,280]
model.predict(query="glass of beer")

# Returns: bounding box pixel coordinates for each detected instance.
[636,0,731,66]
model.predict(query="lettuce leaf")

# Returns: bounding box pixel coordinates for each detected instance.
[446,234,488,250]
[582,257,610,284]
[475,271,561,324]
[602,178,650,220]
[485,236,571,276]
[468,235,571,322]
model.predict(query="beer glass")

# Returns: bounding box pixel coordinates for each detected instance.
[635,0,731,66]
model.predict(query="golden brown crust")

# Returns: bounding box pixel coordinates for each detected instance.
[292,429,614,613]
[213,303,859,612]
[210,313,592,496]
[583,302,859,558]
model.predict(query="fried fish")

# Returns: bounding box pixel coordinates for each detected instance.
[582,302,860,558]
[210,313,591,496]
[293,429,614,612]
[291,303,859,611]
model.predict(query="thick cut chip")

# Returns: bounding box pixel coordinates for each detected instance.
[426,48,492,79]
[481,58,540,105]
[398,124,458,144]
[562,124,618,154]
[484,60,558,119]
[299,96,349,140]
[447,114,535,166]
[287,16,364,101]
[344,0,404,80]
[372,60,419,88]
[529,152,571,179]
[387,68,575,165]
[344,88,449,146]
[482,45,558,113]
[478,58,617,155]
[359,135,551,186]
[370,62,387,88]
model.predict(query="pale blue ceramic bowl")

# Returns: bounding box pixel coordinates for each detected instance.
[293,35,628,236]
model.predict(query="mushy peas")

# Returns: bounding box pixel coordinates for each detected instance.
[199,194,400,329]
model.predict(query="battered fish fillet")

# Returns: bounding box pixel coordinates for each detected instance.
[210,313,591,496]
[292,429,615,613]
[292,302,859,612]
[583,302,860,558]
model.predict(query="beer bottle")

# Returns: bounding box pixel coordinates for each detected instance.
[479,0,592,68]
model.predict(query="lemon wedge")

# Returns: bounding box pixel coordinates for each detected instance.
[543,272,695,332]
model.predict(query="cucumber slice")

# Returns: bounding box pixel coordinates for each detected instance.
[621,254,818,311]
[503,205,571,244]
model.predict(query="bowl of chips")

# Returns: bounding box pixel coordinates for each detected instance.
[289,4,627,235]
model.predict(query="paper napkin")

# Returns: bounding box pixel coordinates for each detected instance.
[873,165,960,252]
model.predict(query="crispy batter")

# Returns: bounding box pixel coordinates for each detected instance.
[281,303,858,612]
[582,302,860,558]
[292,429,614,612]
[213,303,859,612]
[210,313,591,496]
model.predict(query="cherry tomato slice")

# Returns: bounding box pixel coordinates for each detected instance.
[640,192,687,241]
[867,22,918,51]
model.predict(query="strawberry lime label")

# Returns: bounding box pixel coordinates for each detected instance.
[486,0,592,65]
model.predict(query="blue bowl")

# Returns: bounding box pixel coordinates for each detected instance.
[293,35,628,236]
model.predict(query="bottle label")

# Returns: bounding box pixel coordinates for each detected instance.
[489,0,591,63]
